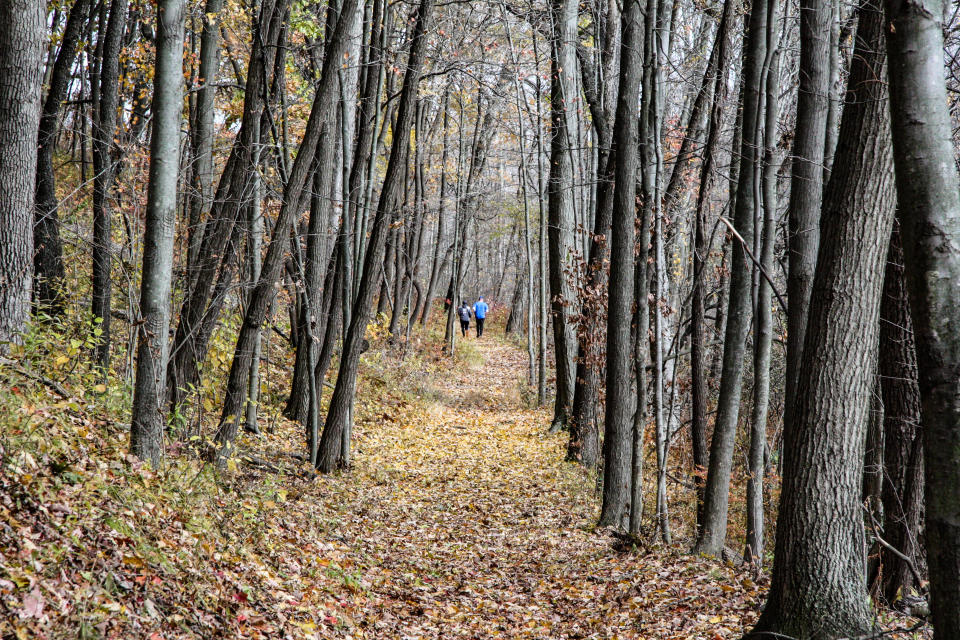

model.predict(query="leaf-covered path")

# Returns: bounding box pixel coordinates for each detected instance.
[322,336,763,639]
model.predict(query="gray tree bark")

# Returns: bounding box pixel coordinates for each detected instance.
[316,0,435,472]
[751,0,894,634]
[129,0,185,465]
[599,0,643,529]
[0,0,44,350]
[695,0,768,556]
[547,0,578,431]
[885,0,960,632]
[34,0,90,315]
[90,0,129,370]
[784,0,832,435]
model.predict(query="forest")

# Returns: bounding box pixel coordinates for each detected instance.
[1,0,959,637]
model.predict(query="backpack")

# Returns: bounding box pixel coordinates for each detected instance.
[458,306,471,321]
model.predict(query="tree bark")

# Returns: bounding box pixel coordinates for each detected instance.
[0,0,44,349]
[599,0,643,529]
[90,0,129,370]
[751,1,894,634]
[130,0,184,465]
[315,0,434,472]
[784,0,832,432]
[34,0,90,315]
[214,0,362,457]
[695,0,767,555]
[885,0,960,631]
[877,222,924,606]
[547,0,579,431]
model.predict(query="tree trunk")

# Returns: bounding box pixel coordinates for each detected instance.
[690,0,733,536]
[214,0,362,456]
[694,0,767,556]
[186,0,223,272]
[34,0,90,315]
[744,15,780,563]
[547,0,579,431]
[129,0,184,465]
[90,0,129,370]
[0,0,44,349]
[877,222,924,606]
[599,0,643,529]
[885,0,960,631]
[784,0,832,435]
[751,1,894,634]
[315,0,434,472]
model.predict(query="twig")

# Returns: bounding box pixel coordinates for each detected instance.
[717,216,788,313]
[0,358,71,399]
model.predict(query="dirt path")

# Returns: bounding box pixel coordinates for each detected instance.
[326,336,762,639]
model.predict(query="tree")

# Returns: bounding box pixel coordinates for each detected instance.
[695,0,768,556]
[90,0,129,370]
[546,0,578,431]
[34,0,90,315]
[129,0,185,465]
[316,0,436,472]
[0,1,44,350]
[885,0,960,631]
[750,0,895,634]
[600,0,643,528]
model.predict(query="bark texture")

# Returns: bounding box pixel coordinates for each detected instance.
[885,0,960,632]
[751,1,894,635]
[0,1,44,349]
[130,0,185,465]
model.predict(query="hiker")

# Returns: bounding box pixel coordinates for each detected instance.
[457,301,472,337]
[473,296,489,338]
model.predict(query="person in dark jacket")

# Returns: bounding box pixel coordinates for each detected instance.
[457,301,472,337]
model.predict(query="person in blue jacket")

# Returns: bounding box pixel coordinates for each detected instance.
[473,296,489,337]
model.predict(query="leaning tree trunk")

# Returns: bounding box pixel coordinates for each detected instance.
[214,0,361,457]
[316,0,435,473]
[885,0,960,632]
[0,0,44,350]
[877,222,924,606]
[690,0,733,535]
[34,0,90,315]
[750,0,895,635]
[599,0,643,529]
[129,0,184,465]
[694,0,767,556]
[784,0,832,432]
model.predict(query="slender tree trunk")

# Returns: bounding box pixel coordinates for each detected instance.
[186,0,223,273]
[751,1,894,634]
[745,18,779,563]
[215,0,362,456]
[34,0,90,315]
[876,222,924,605]
[0,0,44,349]
[784,0,831,432]
[316,0,434,472]
[600,0,643,529]
[885,0,960,631]
[695,0,767,556]
[547,0,579,431]
[90,0,129,370]
[129,0,184,465]
[690,0,733,535]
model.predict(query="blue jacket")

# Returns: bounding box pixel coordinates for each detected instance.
[473,300,488,319]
